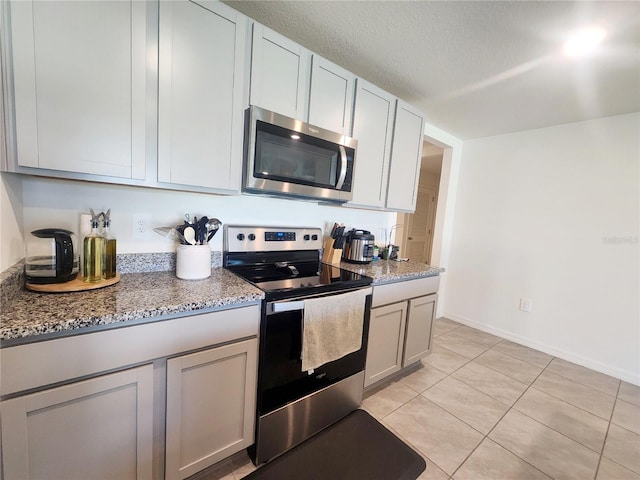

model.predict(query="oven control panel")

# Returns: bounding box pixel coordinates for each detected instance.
[265,231,296,242]
[224,225,323,252]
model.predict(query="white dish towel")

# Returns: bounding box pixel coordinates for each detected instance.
[301,288,368,372]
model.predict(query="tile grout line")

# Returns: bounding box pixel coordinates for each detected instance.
[593,380,622,480]
[448,361,554,480]
[430,323,621,476]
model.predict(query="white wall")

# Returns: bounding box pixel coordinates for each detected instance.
[0,172,24,270]
[19,177,397,255]
[444,112,640,384]
[424,123,464,319]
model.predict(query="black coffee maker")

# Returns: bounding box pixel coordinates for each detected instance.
[25,229,79,284]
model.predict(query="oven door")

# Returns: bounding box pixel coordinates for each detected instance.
[245,106,356,202]
[257,288,372,416]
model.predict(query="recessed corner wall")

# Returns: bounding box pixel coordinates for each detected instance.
[444,112,640,384]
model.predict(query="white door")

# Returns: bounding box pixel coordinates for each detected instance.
[403,185,438,263]
[1,365,154,480]
[308,55,355,135]
[10,0,147,179]
[386,101,425,212]
[349,80,395,208]
[158,0,247,191]
[165,339,258,480]
[250,24,310,120]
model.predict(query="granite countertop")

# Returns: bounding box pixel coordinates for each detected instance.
[0,268,264,344]
[339,259,442,284]
[0,254,440,345]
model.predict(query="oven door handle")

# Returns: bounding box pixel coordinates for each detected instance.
[267,300,306,315]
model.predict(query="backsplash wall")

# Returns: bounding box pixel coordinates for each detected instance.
[20,176,398,255]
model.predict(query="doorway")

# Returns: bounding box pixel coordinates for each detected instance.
[398,141,443,264]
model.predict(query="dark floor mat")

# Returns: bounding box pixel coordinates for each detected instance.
[242,409,427,480]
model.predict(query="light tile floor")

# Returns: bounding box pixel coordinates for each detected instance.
[195,317,640,480]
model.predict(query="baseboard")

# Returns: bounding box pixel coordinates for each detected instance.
[442,312,640,386]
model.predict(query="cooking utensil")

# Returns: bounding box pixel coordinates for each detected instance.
[183,226,196,245]
[197,216,209,245]
[153,227,187,244]
[206,218,221,242]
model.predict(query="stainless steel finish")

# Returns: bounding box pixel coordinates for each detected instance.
[224,225,323,253]
[335,145,348,190]
[343,232,375,264]
[254,371,364,464]
[268,300,305,315]
[266,287,372,315]
[245,106,357,203]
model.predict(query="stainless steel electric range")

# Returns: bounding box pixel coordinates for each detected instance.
[223,225,373,465]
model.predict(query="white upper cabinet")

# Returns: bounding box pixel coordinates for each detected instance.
[249,24,353,134]
[250,24,310,120]
[9,0,147,179]
[349,79,395,208]
[385,101,425,212]
[158,0,247,191]
[308,56,354,135]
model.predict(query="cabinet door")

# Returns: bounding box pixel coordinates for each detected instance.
[1,365,154,480]
[250,24,310,120]
[158,0,247,191]
[403,294,438,366]
[9,0,146,179]
[364,302,407,387]
[349,79,395,208]
[165,338,258,480]
[386,100,425,211]
[308,55,354,135]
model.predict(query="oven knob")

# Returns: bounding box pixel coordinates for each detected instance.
[303,234,310,241]
[248,233,256,241]
[311,234,318,240]
[236,233,245,241]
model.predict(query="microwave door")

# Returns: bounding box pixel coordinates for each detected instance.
[245,106,356,202]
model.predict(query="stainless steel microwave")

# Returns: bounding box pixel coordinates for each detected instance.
[244,106,357,203]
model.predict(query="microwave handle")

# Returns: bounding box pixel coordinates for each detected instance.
[336,146,348,190]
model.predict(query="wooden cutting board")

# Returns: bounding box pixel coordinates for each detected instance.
[26,273,120,293]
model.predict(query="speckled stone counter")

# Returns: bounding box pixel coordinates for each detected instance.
[337,259,441,284]
[0,267,263,345]
[1,254,439,345]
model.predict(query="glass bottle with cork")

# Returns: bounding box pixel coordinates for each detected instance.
[101,209,117,279]
[83,209,105,283]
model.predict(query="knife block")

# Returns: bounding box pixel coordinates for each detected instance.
[321,237,343,265]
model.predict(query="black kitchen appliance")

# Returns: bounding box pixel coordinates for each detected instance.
[223,225,373,465]
[25,228,79,284]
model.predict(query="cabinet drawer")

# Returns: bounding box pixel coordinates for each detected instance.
[1,305,260,397]
[372,276,439,308]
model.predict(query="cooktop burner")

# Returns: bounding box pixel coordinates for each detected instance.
[223,225,372,300]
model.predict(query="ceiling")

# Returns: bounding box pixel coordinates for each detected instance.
[224,0,640,140]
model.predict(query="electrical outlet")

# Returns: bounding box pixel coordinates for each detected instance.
[132,214,151,240]
[519,298,532,313]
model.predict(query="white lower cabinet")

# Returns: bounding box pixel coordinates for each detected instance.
[364,302,407,387]
[165,338,258,480]
[0,365,154,480]
[0,306,261,480]
[365,277,439,388]
[403,294,437,366]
